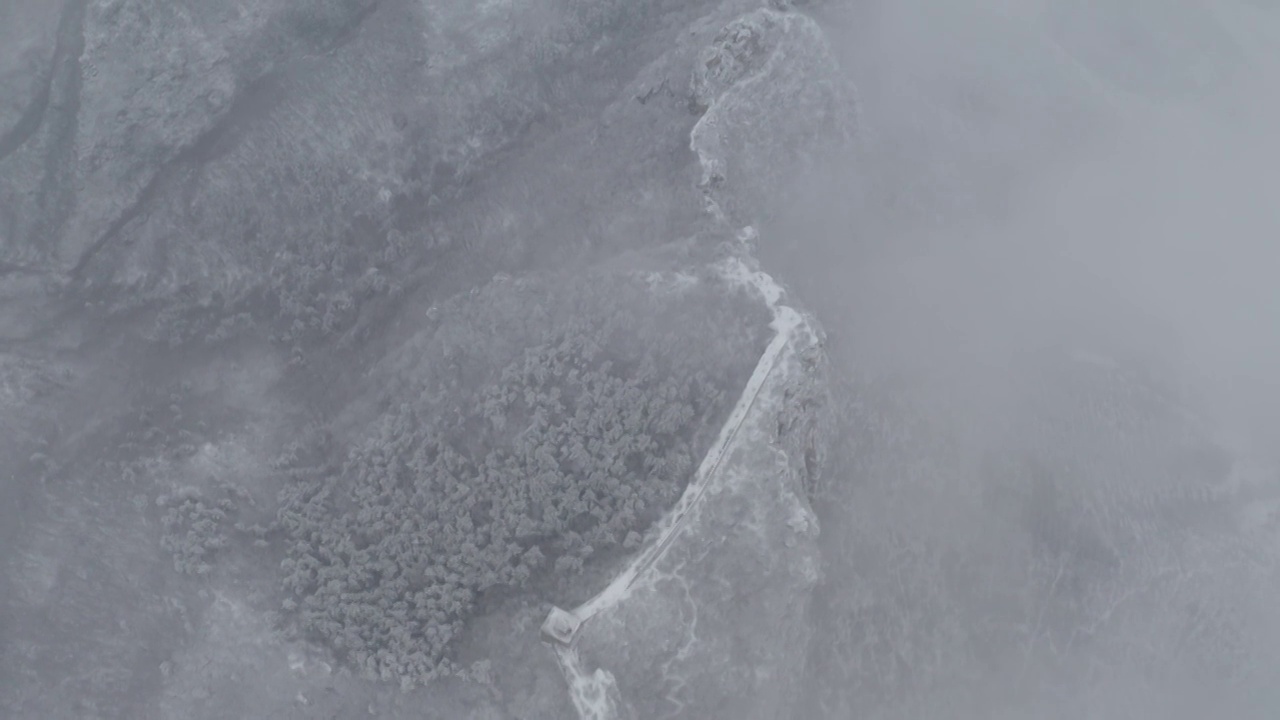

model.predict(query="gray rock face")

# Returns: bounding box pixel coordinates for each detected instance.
[689,8,857,226]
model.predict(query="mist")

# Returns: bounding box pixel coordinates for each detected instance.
[4,1,1280,718]
[772,0,1280,455]
[768,1,1280,717]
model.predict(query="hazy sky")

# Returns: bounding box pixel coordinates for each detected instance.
[784,0,1280,467]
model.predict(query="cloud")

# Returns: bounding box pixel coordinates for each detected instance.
[779,0,1280,461]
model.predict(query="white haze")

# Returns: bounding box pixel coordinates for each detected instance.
[760,2,1280,716]
[779,0,1280,464]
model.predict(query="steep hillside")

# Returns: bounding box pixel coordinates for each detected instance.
[0,3,852,717]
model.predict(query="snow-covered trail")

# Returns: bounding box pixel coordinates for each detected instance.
[541,247,806,720]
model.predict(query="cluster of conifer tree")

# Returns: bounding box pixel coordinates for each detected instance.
[276,267,771,684]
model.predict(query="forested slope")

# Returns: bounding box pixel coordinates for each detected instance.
[4,1,1280,719]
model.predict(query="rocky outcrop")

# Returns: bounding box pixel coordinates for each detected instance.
[689,7,857,226]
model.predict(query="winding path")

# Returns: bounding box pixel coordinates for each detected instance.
[539,249,804,720]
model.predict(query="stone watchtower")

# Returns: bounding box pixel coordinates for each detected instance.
[540,606,583,648]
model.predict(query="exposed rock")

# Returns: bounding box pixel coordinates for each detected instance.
[689,7,857,226]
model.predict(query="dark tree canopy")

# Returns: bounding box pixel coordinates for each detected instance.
[276,265,772,685]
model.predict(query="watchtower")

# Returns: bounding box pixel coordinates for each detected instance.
[540,606,583,648]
